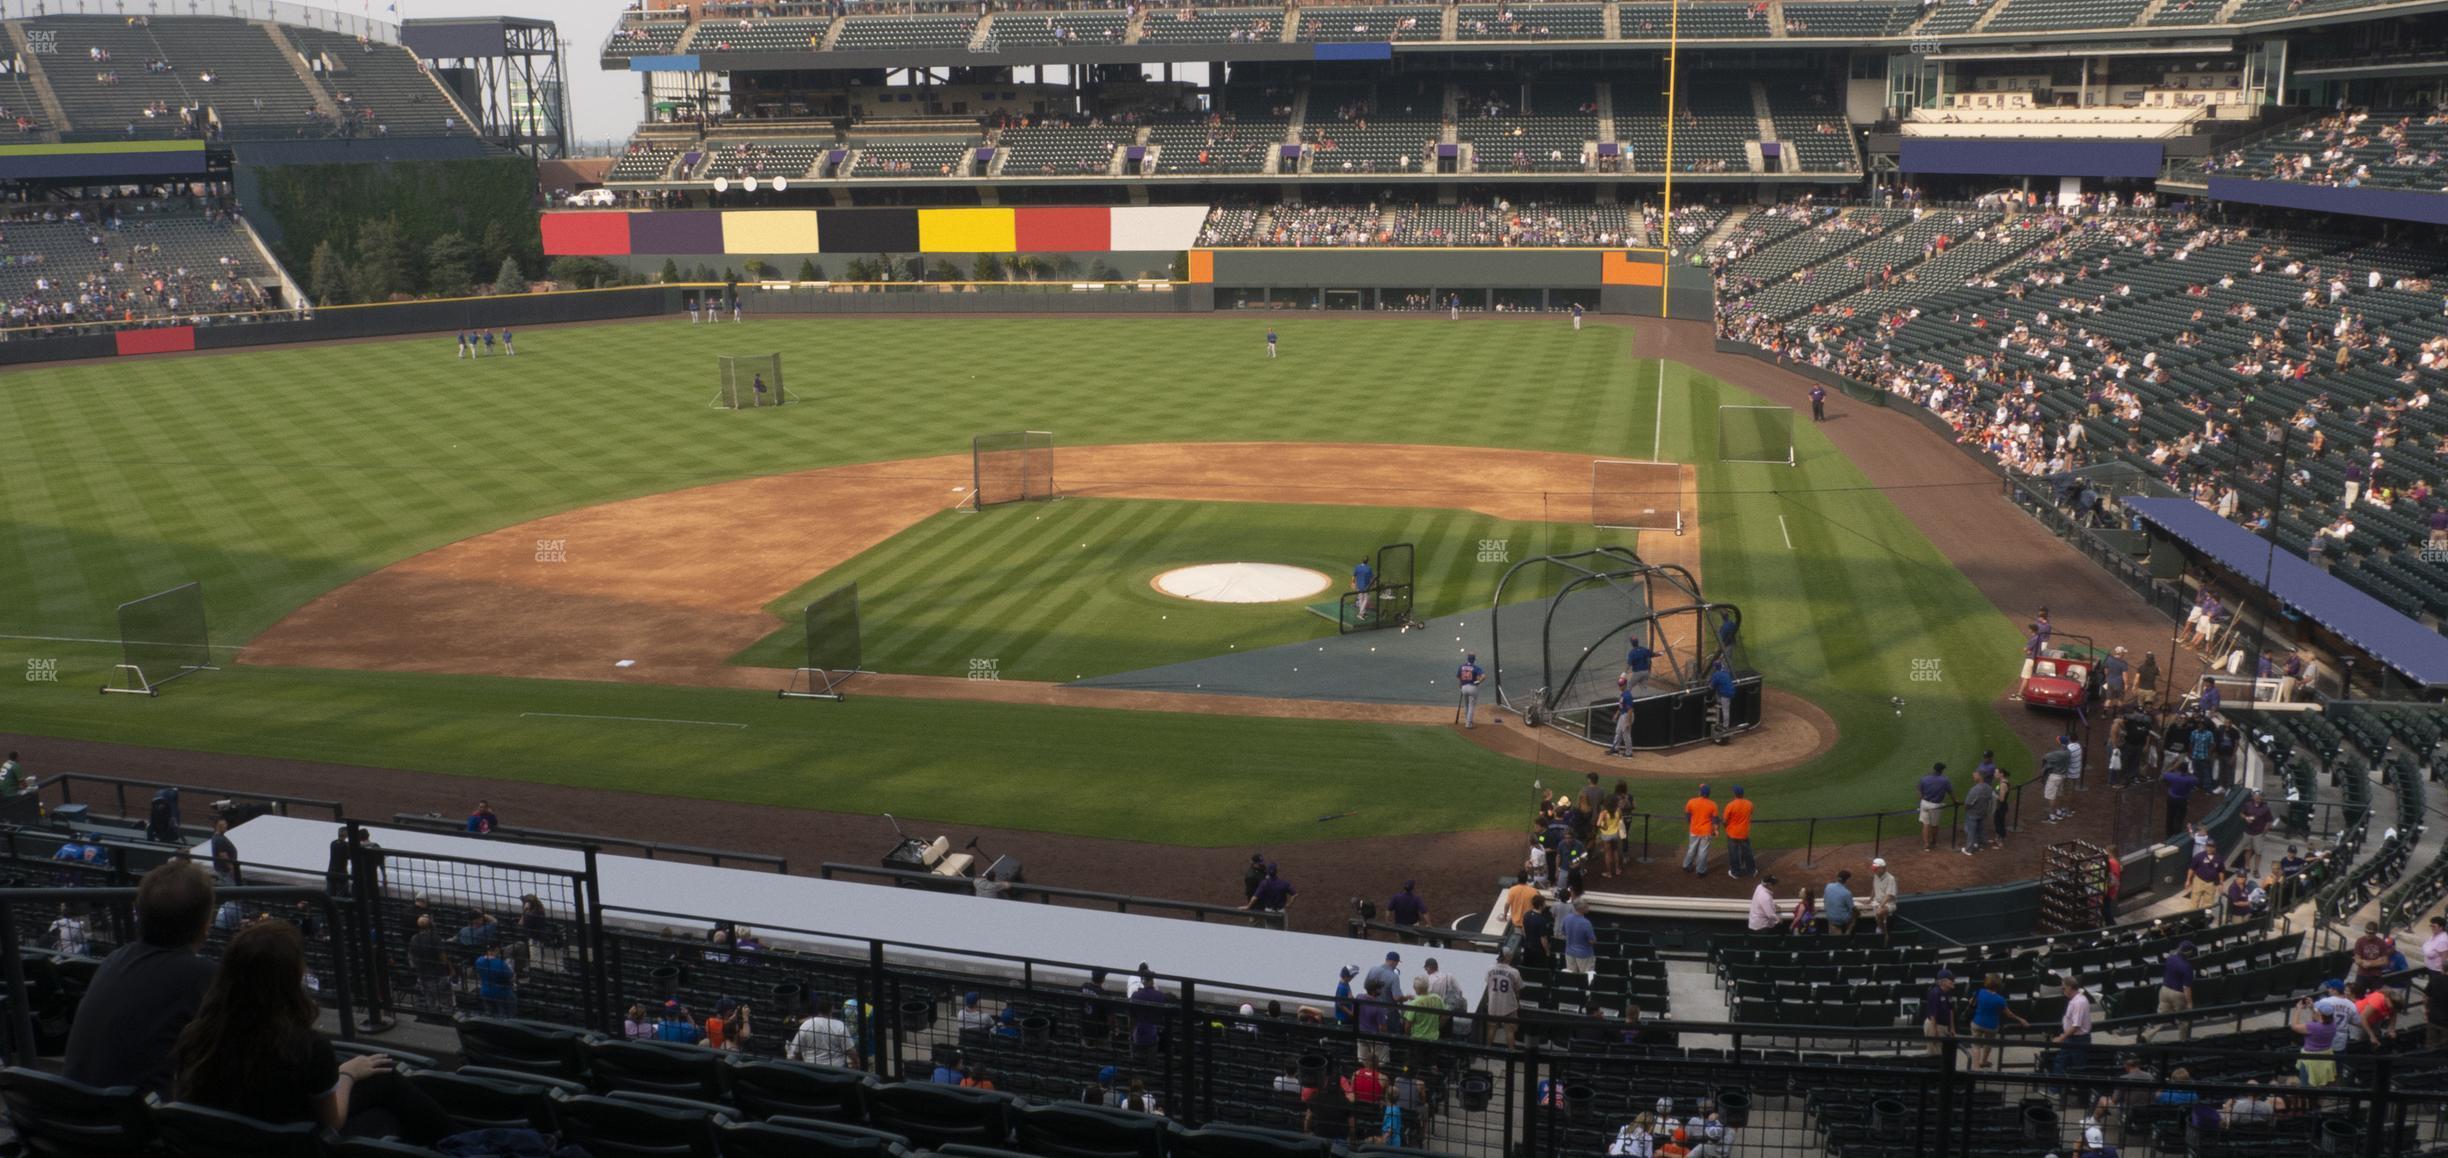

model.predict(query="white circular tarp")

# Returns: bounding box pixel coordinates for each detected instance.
[1151,562,1332,604]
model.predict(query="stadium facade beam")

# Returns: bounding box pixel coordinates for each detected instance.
[406,16,570,160]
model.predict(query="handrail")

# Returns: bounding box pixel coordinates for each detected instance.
[386,813,787,872]
[1346,916,1508,947]
[1607,777,2046,866]
[44,772,344,822]
[816,862,1281,929]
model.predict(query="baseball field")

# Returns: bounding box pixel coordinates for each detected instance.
[0,314,2029,848]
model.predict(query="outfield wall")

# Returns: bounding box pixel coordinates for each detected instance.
[1190,248,1713,320]
[0,258,1710,367]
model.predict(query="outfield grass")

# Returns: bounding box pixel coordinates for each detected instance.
[0,643,1532,846]
[734,499,1623,680]
[0,315,2032,846]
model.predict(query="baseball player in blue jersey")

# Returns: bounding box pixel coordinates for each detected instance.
[1709,661,1738,744]
[481,329,496,356]
[1456,653,1485,728]
[455,331,469,359]
[1266,328,1278,359]
[1570,302,1585,331]
[1606,675,1634,755]
[502,327,515,356]
[1448,293,1460,321]
[1624,641,1657,692]
[752,373,769,404]
[1352,556,1374,622]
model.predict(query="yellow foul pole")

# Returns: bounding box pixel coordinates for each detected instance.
[1658,0,1682,317]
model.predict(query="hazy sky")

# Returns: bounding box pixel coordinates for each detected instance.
[375,0,642,147]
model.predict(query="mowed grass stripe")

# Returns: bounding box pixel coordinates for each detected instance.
[862,501,1127,671]
[971,500,1203,676]
[998,501,1210,676]
[1,317,2038,847]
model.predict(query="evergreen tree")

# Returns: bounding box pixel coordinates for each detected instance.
[494,255,528,294]
[307,239,349,306]
[349,217,412,302]
[426,231,479,296]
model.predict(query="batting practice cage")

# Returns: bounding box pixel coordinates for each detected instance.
[104,581,217,696]
[780,583,869,700]
[964,430,1057,511]
[1718,405,1796,466]
[1489,548,1763,750]
[712,353,793,410]
[1590,459,1686,535]
[1339,542,1418,633]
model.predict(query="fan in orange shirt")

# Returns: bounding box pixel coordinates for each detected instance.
[1721,787,1756,879]
[1680,784,1718,876]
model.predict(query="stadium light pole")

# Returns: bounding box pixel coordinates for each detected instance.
[1657,0,1682,319]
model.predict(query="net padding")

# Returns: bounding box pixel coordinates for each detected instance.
[804,583,862,676]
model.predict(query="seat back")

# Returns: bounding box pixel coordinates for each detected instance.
[453,1016,592,1082]
[151,1102,330,1158]
[865,1082,1014,1150]
[1012,1101,1175,1158]
[586,1039,730,1100]
[726,1059,875,1122]
[331,1042,439,1071]
[405,1069,562,1135]
[724,1117,913,1157]
[453,1066,589,1097]
[552,1092,723,1158]
[0,1067,156,1158]
[329,1140,450,1157]
[1174,1123,1340,1157]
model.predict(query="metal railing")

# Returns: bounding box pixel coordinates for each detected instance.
[817,862,1283,929]
[10,831,2439,1156]
[1607,778,2046,867]
[43,772,344,823]
[387,813,787,872]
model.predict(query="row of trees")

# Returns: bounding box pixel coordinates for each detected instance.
[262,156,546,305]
[306,218,538,306]
[304,223,654,303]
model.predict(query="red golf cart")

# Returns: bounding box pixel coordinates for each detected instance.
[2018,633,2102,711]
